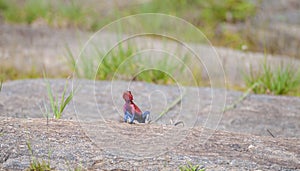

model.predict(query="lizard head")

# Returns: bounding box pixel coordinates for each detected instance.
[123,91,133,102]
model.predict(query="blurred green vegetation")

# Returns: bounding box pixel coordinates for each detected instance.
[66,44,200,86]
[0,0,256,49]
[0,0,88,27]
[179,161,205,171]
[0,66,41,81]
[134,0,256,24]
[0,65,68,82]
[3,0,300,96]
[243,60,300,95]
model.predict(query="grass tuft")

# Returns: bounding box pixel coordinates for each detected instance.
[2,43,201,88]
[66,44,195,85]
[45,77,75,119]
[57,0,85,27]
[179,161,205,171]
[24,0,50,24]
[26,142,52,171]
[243,61,300,95]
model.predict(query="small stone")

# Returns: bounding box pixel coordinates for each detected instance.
[230,159,237,166]
[248,144,255,150]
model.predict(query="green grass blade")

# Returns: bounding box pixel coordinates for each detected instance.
[0,80,2,92]
[59,80,68,115]
[45,79,56,116]
[26,141,33,156]
[60,92,74,115]
[153,88,186,122]
[54,97,59,118]
[59,80,76,117]
[65,44,79,76]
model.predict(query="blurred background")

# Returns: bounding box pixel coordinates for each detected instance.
[0,0,299,95]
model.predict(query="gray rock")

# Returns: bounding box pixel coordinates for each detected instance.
[1,79,299,138]
[0,79,300,170]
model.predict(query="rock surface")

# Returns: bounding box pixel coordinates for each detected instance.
[251,0,300,58]
[0,79,300,170]
[0,118,299,170]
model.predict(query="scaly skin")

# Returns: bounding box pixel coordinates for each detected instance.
[123,91,150,123]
